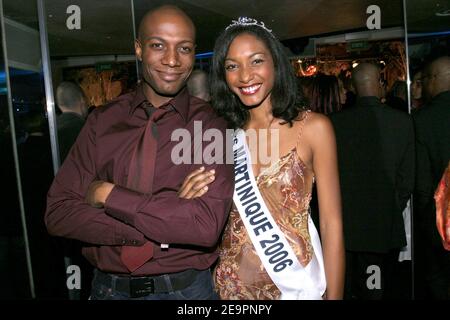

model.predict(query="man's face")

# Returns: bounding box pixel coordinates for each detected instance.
[135,12,195,105]
[411,72,422,100]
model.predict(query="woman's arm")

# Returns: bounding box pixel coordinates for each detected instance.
[305,113,345,300]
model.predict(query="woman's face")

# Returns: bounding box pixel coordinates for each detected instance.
[224,33,275,109]
[411,71,422,100]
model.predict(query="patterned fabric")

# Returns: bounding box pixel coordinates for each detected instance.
[214,111,322,299]
[435,160,450,251]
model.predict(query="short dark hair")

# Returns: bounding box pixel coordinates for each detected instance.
[187,69,209,97]
[56,81,85,110]
[210,23,304,129]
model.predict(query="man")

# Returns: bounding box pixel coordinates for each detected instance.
[55,81,88,161]
[187,69,210,102]
[413,55,450,299]
[330,63,414,299]
[45,5,234,300]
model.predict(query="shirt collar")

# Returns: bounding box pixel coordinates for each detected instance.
[356,96,381,105]
[130,84,190,122]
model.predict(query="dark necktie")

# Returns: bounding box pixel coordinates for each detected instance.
[120,102,168,272]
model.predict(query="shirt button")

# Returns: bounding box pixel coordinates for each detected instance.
[132,240,138,245]
[121,239,127,245]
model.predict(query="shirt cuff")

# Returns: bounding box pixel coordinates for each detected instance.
[105,185,145,227]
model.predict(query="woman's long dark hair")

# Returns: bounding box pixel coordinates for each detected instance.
[309,73,342,115]
[210,23,305,129]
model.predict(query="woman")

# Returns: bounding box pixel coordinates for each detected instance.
[309,73,346,115]
[179,17,344,300]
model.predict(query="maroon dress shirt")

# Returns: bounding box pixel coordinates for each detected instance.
[45,86,234,276]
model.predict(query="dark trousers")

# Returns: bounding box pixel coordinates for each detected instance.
[413,214,450,299]
[423,246,450,299]
[344,250,401,300]
[90,268,218,300]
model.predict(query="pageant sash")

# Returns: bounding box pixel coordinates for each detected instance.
[232,129,326,300]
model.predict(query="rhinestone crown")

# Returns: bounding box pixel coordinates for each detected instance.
[225,17,274,37]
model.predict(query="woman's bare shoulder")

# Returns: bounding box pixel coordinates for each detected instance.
[295,112,335,155]
[292,111,332,136]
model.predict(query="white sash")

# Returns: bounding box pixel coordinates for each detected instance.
[232,129,326,300]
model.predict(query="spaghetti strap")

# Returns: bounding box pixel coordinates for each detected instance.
[296,110,312,143]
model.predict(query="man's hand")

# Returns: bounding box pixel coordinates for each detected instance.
[86,180,115,208]
[178,167,215,199]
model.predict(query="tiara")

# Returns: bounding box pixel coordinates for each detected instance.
[225,17,274,37]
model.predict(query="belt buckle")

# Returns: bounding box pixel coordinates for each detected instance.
[130,277,155,298]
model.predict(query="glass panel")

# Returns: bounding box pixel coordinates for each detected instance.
[2,0,68,299]
[406,0,450,300]
[0,2,31,299]
[43,0,136,299]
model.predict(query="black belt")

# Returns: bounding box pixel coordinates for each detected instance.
[95,269,201,298]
